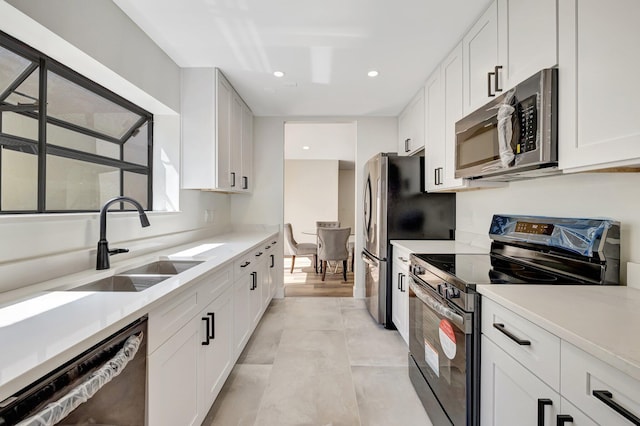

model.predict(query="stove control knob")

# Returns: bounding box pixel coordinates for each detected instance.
[412,265,425,275]
[445,287,460,299]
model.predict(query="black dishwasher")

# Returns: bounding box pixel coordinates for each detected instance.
[0,316,147,426]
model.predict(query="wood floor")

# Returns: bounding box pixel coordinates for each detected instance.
[283,256,354,297]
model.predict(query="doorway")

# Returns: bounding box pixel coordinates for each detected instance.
[283,121,356,297]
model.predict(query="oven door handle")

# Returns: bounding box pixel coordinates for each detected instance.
[15,332,144,426]
[410,279,467,332]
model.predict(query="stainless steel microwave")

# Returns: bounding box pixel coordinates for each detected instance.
[454,68,558,181]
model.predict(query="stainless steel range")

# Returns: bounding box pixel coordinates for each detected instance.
[407,214,620,426]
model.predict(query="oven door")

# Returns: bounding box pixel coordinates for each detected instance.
[409,276,474,426]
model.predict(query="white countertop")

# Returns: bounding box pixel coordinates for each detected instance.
[478,285,640,382]
[0,229,277,400]
[390,240,488,254]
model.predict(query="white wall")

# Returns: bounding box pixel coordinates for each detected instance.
[456,172,640,284]
[230,116,397,297]
[338,169,356,234]
[0,1,232,294]
[284,160,340,250]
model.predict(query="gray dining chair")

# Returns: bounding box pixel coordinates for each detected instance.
[284,223,318,273]
[317,227,351,281]
[315,221,340,272]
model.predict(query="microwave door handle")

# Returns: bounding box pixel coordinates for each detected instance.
[15,332,144,425]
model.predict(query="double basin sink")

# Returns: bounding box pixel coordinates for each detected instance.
[68,260,203,292]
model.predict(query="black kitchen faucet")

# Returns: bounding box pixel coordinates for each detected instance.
[96,196,150,270]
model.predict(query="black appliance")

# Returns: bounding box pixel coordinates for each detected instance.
[362,153,455,327]
[408,214,620,425]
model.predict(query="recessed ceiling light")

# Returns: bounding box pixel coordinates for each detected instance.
[302,146,310,150]
[367,70,379,77]
[273,71,285,78]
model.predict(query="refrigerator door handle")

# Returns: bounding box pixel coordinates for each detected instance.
[361,251,380,266]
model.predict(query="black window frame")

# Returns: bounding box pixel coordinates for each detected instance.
[0,30,153,214]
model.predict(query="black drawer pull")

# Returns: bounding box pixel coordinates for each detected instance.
[265,245,271,249]
[208,312,215,340]
[593,390,640,425]
[494,65,503,92]
[270,254,275,268]
[488,71,495,97]
[538,398,552,426]
[201,317,211,345]
[240,261,250,268]
[250,271,257,290]
[556,415,573,425]
[255,251,263,257]
[493,323,531,346]
[230,172,236,187]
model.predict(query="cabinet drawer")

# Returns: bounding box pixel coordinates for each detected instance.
[561,341,640,426]
[234,252,255,281]
[392,245,411,269]
[148,288,199,353]
[482,297,560,390]
[197,265,232,307]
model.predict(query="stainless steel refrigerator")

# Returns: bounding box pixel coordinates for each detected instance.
[362,153,455,327]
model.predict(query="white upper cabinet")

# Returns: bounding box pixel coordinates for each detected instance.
[463,0,557,115]
[181,68,253,193]
[425,42,506,192]
[558,0,640,172]
[397,88,425,156]
[463,1,499,115]
[497,0,557,91]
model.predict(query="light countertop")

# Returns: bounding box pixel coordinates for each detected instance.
[0,229,277,401]
[478,285,640,382]
[390,240,488,254]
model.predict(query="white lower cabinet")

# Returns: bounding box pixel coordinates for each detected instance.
[199,286,233,415]
[481,336,560,426]
[148,315,201,426]
[391,246,410,346]
[233,268,252,356]
[481,296,640,426]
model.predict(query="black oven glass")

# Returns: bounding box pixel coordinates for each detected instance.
[409,279,470,425]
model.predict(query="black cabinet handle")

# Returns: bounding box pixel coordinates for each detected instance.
[494,65,503,92]
[488,71,495,97]
[250,271,257,290]
[255,251,263,257]
[240,261,250,268]
[208,312,215,340]
[537,398,552,426]
[434,168,438,186]
[270,254,275,268]
[556,415,573,425]
[230,172,236,187]
[242,176,248,189]
[201,317,211,345]
[265,245,271,250]
[593,390,640,425]
[397,272,402,290]
[400,274,405,292]
[271,240,277,245]
[493,323,531,345]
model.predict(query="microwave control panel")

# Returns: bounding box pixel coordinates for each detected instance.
[514,95,538,155]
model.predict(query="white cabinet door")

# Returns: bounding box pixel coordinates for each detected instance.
[497,0,557,91]
[558,0,640,172]
[424,70,445,191]
[391,261,402,338]
[199,286,233,413]
[233,273,251,357]
[398,89,425,156]
[215,73,233,190]
[240,103,253,192]
[463,1,499,114]
[229,92,243,191]
[481,336,560,426]
[148,317,201,426]
[262,252,274,308]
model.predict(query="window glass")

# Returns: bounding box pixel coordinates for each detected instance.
[46,155,119,211]
[2,112,38,141]
[123,121,148,166]
[1,148,37,211]
[0,45,33,95]
[123,171,148,210]
[3,67,38,107]
[46,71,143,140]
[46,123,120,159]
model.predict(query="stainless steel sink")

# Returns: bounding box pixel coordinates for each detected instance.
[119,260,203,275]
[68,260,204,292]
[69,274,171,292]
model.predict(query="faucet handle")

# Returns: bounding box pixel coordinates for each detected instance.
[108,248,129,256]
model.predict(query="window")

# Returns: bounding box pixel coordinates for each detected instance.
[0,31,152,213]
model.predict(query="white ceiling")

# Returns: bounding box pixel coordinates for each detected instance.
[284,121,356,164]
[113,0,492,117]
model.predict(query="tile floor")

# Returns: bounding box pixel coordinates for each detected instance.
[202,297,433,426]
